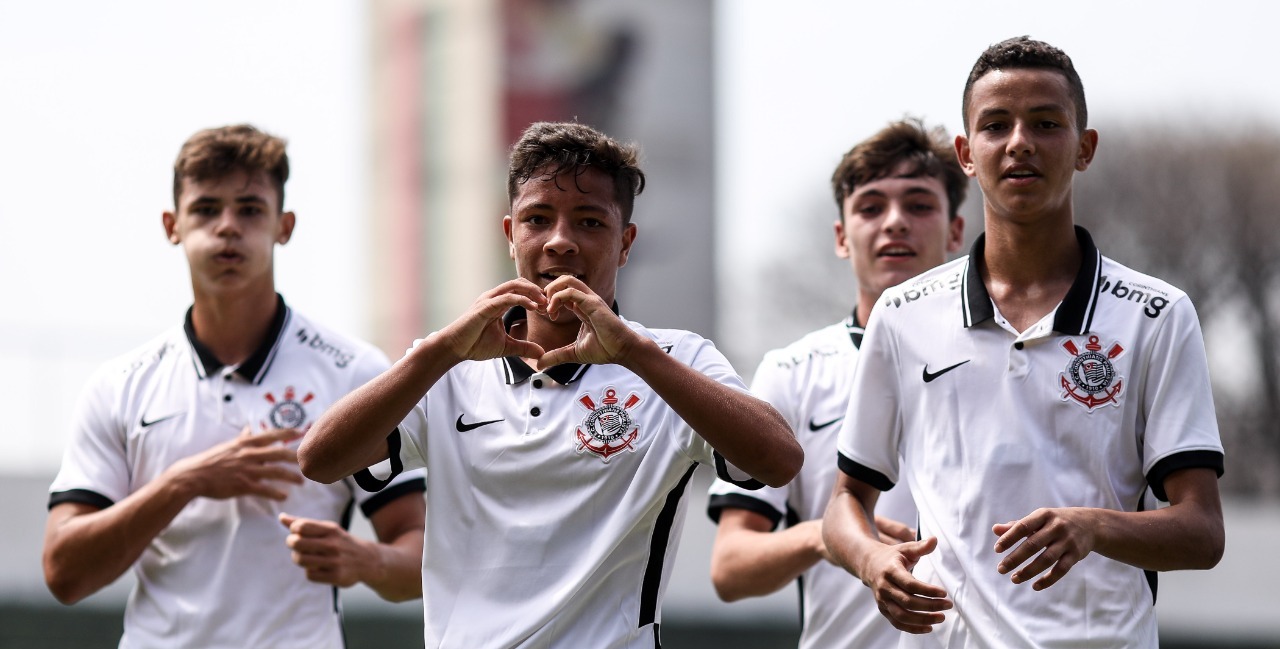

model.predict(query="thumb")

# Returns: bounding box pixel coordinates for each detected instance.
[902,536,938,560]
[278,512,298,530]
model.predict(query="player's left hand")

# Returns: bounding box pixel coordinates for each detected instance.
[280,512,379,589]
[992,507,1096,591]
[875,516,917,545]
[539,276,644,367]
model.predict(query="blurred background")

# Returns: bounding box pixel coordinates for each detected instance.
[2,0,1278,647]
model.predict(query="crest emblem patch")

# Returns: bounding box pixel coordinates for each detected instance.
[1059,335,1125,411]
[262,386,314,429]
[575,386,642,462]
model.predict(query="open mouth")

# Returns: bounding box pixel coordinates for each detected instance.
[540,270,584,282]
[878,245,917,259]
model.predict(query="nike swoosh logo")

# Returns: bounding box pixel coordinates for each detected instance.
[455,415,505,432]
[922,360,971,383]
[808,416,843,432]
[140,412,182,428]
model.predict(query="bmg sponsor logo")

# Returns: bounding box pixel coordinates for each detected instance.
[295,328,355,368]
[882,272,963,309]
[1098,277,1168,319]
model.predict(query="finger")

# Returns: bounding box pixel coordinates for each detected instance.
[504,337,546,360]
[245,482,291,501]
[993,518,1037,553]
[879,594,948,630]
[900,536,939,561]
[538,343,579,369]
[875,516,916,544]
[249,465,305,485]
[283,516,339,537]
[245,427,305,446]
[1009,544,1059,584]
[1032,552,1079,591]
[887,570,951,605]
[288,536,340,555]
[279,512,297,529]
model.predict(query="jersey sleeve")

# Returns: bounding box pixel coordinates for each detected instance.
[836,305,902,491]
[706,352,795,525]
[1140,297,1225,500]
[48,366,130,509]
[671,334,765,490]
[353,340,430,493]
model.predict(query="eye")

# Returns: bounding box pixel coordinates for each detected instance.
[981,121,1007,132]
[582,217,605,228]
[856,204,884,218]
[1039,120,1061,129]
[910,203,937,214]
[238,205,264,217]
[191,205,219,217]
[523,213,550,225]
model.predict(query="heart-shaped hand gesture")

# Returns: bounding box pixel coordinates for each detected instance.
[539,275,643,368]
[434,279,548,363]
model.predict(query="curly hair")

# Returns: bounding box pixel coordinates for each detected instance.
[962,36,1087,134]
[173,124,290,208]
[831,117,966,220]
[507,122,646,224]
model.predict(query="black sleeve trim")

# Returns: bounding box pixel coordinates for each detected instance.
[359,477,425,518]
[706,493,783,528]
[713,451,765,491]
[353,429,405,493]
[837,452,894,492]
[48,489,114,511]
[1147,450,1225,502]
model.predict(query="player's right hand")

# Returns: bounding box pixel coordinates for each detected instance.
[167,426,304,500]
[435,279,547,363]
[858,536,952,634]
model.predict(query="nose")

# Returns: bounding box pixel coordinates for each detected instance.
[1006,121,1035,158]
[213,207,241,238]
[882,201,909,234]
[544,218,578,256]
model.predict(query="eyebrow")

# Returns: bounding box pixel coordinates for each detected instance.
[853,186,941,200]
[188,195,269,205]
[520,202,612,215]
[975,104,1069,121]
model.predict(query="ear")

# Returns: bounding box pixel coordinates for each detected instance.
[162,211,181,244]
[955,134,977,178]
[946,215,965,254]
[276,211,296,245]
[833,218,851,259]
[503,215,516,260]
[1075,129,1099,172]
[617,223,638,268]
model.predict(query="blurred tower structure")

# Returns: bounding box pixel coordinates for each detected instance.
[365,0,717,355]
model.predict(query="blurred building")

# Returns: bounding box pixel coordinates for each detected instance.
[364,0,718,355]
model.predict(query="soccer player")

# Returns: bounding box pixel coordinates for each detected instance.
[42,125,426,649]
[706,118,966,649]
[299,121,804,649]
[823,37,1226,648]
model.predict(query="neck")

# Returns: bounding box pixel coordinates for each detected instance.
[515,311,581,371]
[189,282,279,368]
[981,215,1080,288]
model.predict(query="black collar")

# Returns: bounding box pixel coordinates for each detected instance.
[845,309,865,349]
[961,225,1102,335]
[184,294,290,384]
[498,301,620,386]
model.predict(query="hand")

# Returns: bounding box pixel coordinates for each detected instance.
[993,507,1096,591]
[540,276,644,367]
[857,537,952,634]
[435,279,547,363]
[279,513,378,588]
[874,516,917,545]
[167,426,304,500]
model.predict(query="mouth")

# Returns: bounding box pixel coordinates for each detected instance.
[214,250,244,263]
[539,270,585,283]
[1003,166,1041,182]
[877,244,917,260]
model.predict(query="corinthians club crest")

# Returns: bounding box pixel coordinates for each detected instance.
[262,386,315,430]
[1059,335,1125,411]
[575,387,642,462]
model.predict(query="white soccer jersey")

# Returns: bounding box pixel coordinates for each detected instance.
[369,308,762,649]
[708,317,914,649]
[49,297,426,649]
[837,227,1224,649]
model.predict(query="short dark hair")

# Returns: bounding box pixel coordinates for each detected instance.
[507,122,646,224]
[962,36,1087,134]
[831,117,967,220]
[173,124,290,209]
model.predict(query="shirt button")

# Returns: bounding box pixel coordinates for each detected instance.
[1014,342,1025,350]
[223,394,233,402]
[533,379,543,389]
[530,407,541,417]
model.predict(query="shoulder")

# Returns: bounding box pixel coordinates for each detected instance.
[625,319,714,360]
[283,309,390,372]
[90,327,186,386]
[875,256,969,317]
[758,322,853,372]
[1096,256,1190,321]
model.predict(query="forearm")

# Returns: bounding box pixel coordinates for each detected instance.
[360,529,425,602]
[822,487,885,580]
[1090,502,1223,571]
[711,521,823,601]
[620,341,801,487]
[301,336,458,483]
[43,474,196,604]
